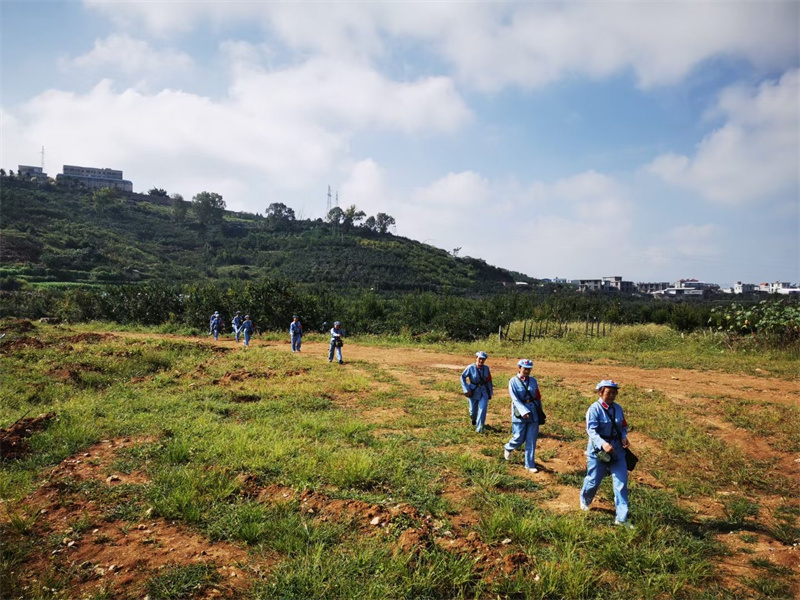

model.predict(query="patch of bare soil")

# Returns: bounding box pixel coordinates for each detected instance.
[3,437,254,600]
[62,332,116,344]
[213,369,271,385]
[0,335,48,353]
[0,412,57,460]
[2,319,35,334]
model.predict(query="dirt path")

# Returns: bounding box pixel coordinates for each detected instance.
[115,332,800,405]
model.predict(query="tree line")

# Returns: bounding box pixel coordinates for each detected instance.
[3,278,792,342]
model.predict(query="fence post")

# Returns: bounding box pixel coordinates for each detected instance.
[499,325,502,341]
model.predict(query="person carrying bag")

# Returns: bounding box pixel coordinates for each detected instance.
[579,379,635,528]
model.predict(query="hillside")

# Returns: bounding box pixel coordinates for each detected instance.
[0,176,533,292]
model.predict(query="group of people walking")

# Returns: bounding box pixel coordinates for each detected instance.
[208,313,634,525]
[210,311,254,346]
[208,312,347,364]
[461,352,633,527]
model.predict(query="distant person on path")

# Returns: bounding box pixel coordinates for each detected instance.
[328,321,344,364]
[503,359,544,472]
[579,379,632,528]
[460,351,493,433]
[290,315,303,352]
[232,311,243,342]
[241,315,254,347]
[209,311,222,341]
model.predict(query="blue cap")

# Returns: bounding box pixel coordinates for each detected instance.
[476,351,488,359]
[293,315,299,319]
[596,379,619,390]
[244,315,250,319]
[517,359,534,369]
[236,311,241,314]
[214,311,219,315]
[334,321,341,326]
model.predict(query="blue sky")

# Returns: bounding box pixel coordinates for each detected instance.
[2,1,798,287]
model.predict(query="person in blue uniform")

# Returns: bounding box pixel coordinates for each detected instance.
[232,311,243,342]
[328,321,344,363]
[503,359,543,472]
[579,379,632,528]
[460,351,493,433]
[240,315,254,347]
[209,311,222,341]
[290,315,303,352]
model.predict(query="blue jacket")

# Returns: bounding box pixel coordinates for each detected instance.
[460,363,493,400]
[290,321,303,336]
[508,375,541,423]
[241,320,254,335]
[209,315,221,331]
[232,315,243,330]
[585,399,628,457]
[330,326,343,342]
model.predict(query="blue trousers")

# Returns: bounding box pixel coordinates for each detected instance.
[291,334,302,352]
[329,342,342,362]
[234,327,240,342]
[211,328,219,341]
[580,453,629,523]
[467,395,488,432]
[505,420,539,468]
[243,331,251,347]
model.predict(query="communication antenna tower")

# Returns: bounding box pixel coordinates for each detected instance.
[335,192,339,208]
[41,146,45,171]
[326,185,332,213]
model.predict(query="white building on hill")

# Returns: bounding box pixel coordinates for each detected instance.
[56,165,132,192]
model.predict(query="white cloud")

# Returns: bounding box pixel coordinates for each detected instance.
[61,34,193,76]
[642,224,722,268]
[412,171,493,208]
[647,69,799,204]
[360,169,641,278]
[84,1,798,91]
[227,55,470,134]
[2,48,469,209]
[338,159,388,214]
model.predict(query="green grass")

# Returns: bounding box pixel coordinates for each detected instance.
[144,563,221,599]
[1,325,796,599]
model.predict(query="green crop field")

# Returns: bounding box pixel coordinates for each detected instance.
[1,320,798,599]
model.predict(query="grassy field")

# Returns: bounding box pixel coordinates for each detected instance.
[1,320,798,599]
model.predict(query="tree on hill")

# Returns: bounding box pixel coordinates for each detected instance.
[265,202,296,230]
[171,193,187,222]
[326,206,345,226]
[375,213,395,234]
[192,191,225,227]
[148,187,169,197]
[343,205,366,231]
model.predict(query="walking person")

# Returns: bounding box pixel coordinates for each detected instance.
[503,359,544,472]
[232,311,243,342]
[240,315,254,348]
[290,315,303,353]
[579,380,633,528]
[460,351,493,433]
[209,311,222,341]
[328,321,344,364]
